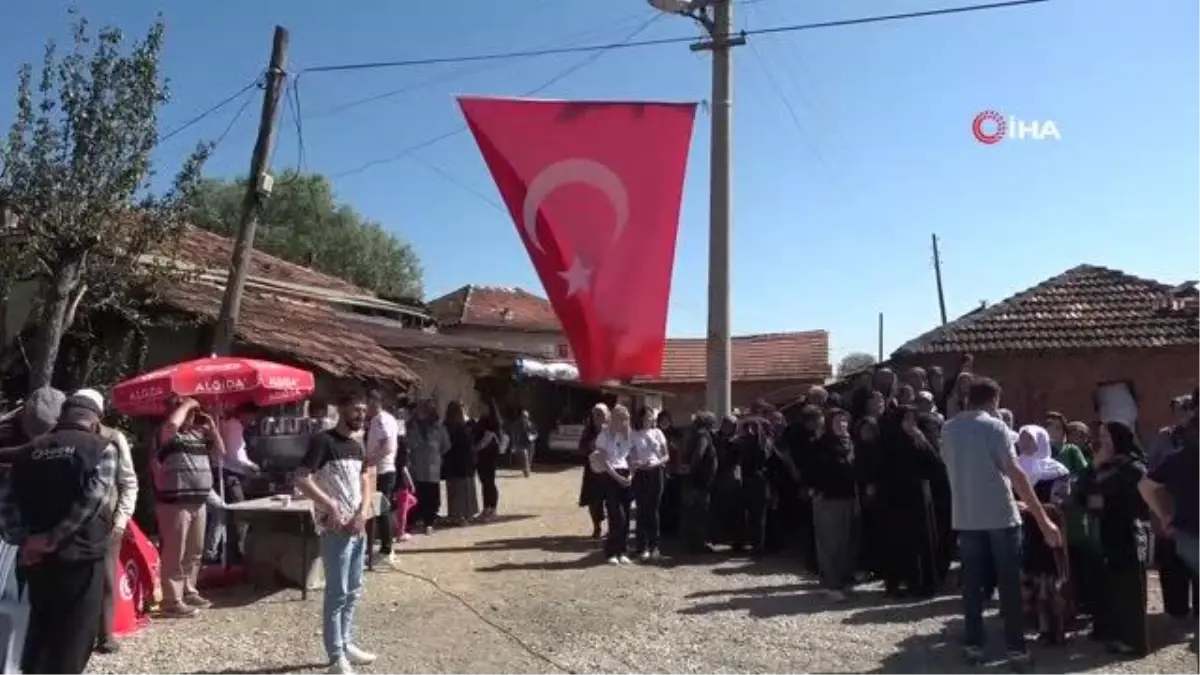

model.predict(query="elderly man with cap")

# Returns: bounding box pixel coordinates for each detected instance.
[73,388,138,655]
[0,391,117,674]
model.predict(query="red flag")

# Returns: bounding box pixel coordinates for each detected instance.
[458,96,697,383]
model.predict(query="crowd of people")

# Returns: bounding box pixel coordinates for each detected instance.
[0,384,537,675]
[576,363,1199,670]
[0,367,1195,675]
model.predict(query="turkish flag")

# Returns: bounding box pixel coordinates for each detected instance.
[458,96,697,383]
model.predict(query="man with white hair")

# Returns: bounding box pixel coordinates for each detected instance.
[73,389,138,655]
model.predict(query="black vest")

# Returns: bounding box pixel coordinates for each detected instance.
[12,424,112,562]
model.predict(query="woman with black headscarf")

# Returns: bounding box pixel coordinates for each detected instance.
[854,415,885,578]
[879,405,944,597]
[677,412,719,553]
[781,405,824,570]
[443,401,479,526]
[917,411,954,587]
[1077,421,1150,657]
[809,409,861,600]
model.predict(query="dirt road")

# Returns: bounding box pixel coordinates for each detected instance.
[90,466,1198,674]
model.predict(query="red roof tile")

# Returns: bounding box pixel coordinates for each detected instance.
[174,228,366,296]
[153,228,418,384]
[428,285,561,332]
[637,331,831,383]
[894,264,1200,356]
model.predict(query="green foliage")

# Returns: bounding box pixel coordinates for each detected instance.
[837,351,877,378]
[185,169,424,299]
[0,13,211,389]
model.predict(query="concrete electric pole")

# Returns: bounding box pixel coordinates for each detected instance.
[649,0,744,417]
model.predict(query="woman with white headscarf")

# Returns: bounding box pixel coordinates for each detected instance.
[1014,424,1073,643]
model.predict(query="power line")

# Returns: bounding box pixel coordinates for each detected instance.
[302,0,1050,75]
[744,34,838,183]
[159,77,262,143]
[211,92,256,151]
[306,9,654,121]
[332,13,664,180]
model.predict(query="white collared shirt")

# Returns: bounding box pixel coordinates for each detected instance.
[367,410,400,475]
[594,428,633,471]
[219,418,257,476]
[631,428,668,468]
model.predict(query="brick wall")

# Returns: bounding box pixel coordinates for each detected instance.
[649,377,825,418]
[908,346,1198,434]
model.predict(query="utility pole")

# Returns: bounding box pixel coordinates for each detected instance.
[650,0,744,417]
[931,233,948,326]
[211,26,289,355]
[877,312,884,363]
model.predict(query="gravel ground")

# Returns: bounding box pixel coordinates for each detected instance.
[89,466,1198,674]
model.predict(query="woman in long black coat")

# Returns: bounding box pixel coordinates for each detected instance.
[878,405,944,597]
[577,404,610,538]
[1077,421,1151,657]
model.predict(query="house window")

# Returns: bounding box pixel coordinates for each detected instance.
[556,343,570,359]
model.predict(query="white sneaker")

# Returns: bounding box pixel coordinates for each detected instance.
[638,550,651,562]
[327,657,354,674]
[398,532,412,542]
[371,552,398,570]
[606,556,621,565]
[618,555,632,565]
[345,644,377,666]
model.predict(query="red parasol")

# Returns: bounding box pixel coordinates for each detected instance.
[111,355,315,416]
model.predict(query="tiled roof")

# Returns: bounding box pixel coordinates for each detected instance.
[336,312,536,357]
[175,228,365,296]
[428,285,561,332]
[153,228,419,384]
[894,264,1200,356]
[636,331,831,384]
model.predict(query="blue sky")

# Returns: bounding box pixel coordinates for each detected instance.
[2,0,1197,364]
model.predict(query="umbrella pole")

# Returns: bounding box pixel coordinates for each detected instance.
[216,409,228,571]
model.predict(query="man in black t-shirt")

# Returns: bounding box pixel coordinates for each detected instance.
[295,392,377,675]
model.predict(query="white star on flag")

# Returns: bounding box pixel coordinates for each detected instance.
[559,256,593,298]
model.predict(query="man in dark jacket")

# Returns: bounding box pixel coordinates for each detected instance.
[0,393,117,674]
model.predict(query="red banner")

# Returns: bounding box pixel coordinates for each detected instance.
[458,96,697,383]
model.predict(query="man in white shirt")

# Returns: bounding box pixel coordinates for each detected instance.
[206,404,261,564]
[365,391,401,568]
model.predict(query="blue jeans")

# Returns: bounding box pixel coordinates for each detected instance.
[321,533,366,663]
[958,527,1026,653]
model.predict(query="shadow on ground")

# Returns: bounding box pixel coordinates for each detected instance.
[678,581,892,619]
[841,595,961,625]
[868,610,1197,673]
[414,533,601,557]
[875,622,1110,673]
[192,662,327,675]
[204,584,301,609]
[474,552,606,573]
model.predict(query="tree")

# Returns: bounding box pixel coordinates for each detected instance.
[837,351,877,378]
[0,15,210,390]
[185,170,424,299]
